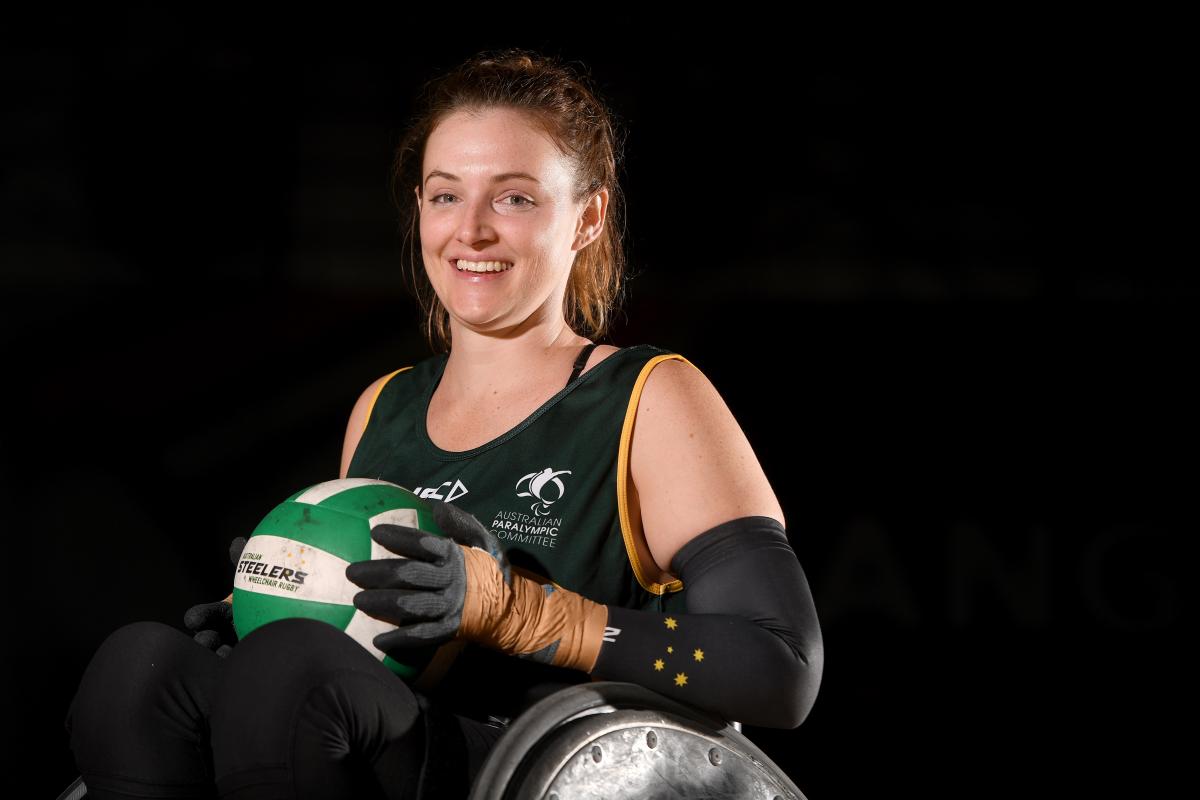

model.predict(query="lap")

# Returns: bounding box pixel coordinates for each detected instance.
[69,619,506,798]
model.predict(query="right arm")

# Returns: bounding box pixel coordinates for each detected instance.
[339,373,394,479]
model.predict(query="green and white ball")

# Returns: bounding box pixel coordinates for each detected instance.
[232,478,445,680]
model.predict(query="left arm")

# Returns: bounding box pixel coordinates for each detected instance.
[628,357,787,572]
[589,359,823,728]
[593,515,821,728]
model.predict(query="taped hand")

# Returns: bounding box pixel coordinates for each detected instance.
[348,499,607,672]
[345,499,511,655]
[183,536,246,658]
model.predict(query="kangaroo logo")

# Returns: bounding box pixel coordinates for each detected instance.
[516,467,573,515]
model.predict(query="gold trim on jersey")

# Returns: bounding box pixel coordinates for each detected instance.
[617,354,694,596]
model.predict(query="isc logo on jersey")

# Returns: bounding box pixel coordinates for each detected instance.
[411,478,469,502]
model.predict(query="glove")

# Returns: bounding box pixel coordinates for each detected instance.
[183,536,246,658]
[347,500,608,672]
[345,499,510,654]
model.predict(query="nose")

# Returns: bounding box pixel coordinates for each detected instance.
[455,197,497,246]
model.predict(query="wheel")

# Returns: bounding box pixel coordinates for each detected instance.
[468,681,808,800]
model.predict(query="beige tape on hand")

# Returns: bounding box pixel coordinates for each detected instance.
[457,544,609,673]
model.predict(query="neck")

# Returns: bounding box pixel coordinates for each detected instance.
[439,313,590,401]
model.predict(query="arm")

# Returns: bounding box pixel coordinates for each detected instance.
[592,515,822,729]
[339,373,393,480]
[590,359,822,728]
[351,514,822,728]
[629,357,787,573]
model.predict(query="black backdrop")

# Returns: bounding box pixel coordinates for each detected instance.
[2,10,1188,799]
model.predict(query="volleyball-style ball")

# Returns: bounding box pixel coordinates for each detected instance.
[232,477,448,681]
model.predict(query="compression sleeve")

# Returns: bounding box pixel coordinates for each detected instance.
[590,515,824,729]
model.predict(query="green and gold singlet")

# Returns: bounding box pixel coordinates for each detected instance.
[345,343,697,716]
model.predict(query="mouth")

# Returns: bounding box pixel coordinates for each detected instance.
[451,258,514,275]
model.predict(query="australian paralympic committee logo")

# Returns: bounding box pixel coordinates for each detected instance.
[517,467,572,515]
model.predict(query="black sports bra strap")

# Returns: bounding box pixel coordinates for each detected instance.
[566,342,600,388]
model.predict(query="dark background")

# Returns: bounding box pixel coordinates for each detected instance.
[2,10,1188,798]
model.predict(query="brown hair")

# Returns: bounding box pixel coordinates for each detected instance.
[390,48,630,353]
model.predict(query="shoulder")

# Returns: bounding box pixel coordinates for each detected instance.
[629,354,786,574]
[630,354,728,433]
[582,343,622,372]
[636,354,708,405]
[338,366,415,479]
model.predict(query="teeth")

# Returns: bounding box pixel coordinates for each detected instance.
[455,259,513,273]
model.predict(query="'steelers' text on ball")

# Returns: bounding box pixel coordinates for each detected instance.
[232,478,449,681]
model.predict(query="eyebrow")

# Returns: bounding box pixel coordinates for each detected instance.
[424,170,541,187]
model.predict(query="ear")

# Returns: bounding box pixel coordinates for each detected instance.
[573,188,609,251]
[413,185,421,210]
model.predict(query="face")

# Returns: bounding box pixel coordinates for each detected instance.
[416,107,605,336]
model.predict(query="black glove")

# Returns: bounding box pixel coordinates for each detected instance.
[346,500,510,655]
[183,536,246,658]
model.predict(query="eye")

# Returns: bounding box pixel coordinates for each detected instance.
[428,193,531,207]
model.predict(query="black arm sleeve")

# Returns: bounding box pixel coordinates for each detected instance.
[590,516,824,729]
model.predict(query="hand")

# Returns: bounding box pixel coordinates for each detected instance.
[183,600,235,657]
[345,500,510,655]
[183,536,246,657]
[419,499,511,583]
[349,500,606,673]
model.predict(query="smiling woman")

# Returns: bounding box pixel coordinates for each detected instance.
[389,57,626,357]
[64,48,823,800]
[413,105,607,359]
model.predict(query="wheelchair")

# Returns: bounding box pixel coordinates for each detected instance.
[58,681,807,799]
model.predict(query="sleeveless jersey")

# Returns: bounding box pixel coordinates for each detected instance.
[345,342,697,716]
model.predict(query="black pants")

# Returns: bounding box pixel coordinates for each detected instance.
[65,618,507,799]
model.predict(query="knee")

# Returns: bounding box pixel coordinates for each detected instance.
[219,617,418,721]
[229,617,376,678]
[67,621,210,743]
[95,619,181,657]
[100,619,191,662]
[220,619,370,710]
[212,618,420,770]
[73,621,199,701]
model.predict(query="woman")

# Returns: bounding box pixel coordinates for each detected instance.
[66,48,823,799]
